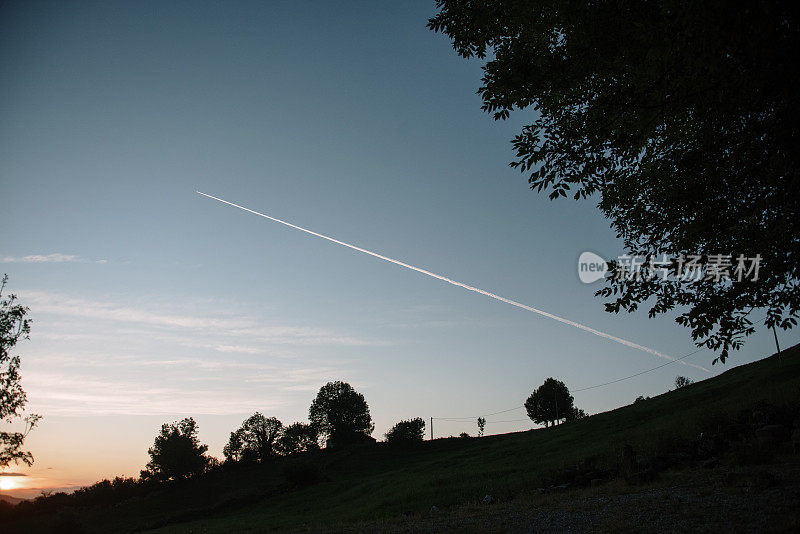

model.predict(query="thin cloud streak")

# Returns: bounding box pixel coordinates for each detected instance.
[0,253,107,264]
[19,290,371,416]
[21,291,386,347]
[197,191,709,372]
[24,370,331,415]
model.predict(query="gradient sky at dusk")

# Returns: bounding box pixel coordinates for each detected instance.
[2,1,796,498]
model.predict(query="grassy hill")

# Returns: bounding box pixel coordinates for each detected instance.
[8,344,800,532]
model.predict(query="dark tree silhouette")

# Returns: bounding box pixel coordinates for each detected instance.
[674,376,693,389]
[223,413,283,463]
[384,418,425,444]
[566,407,587,421]
[477,417,486,437]
[222,428,245,463]
[1,275,40,467]
[525,378,575,427]
[277,422,320,455]
[141,418,210,481]
[429,2,800,363]
[309,381,374,446]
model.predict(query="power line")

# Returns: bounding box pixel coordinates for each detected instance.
[434,405,524,421]
[433,417,515,422]
[435,417,530,423]
[484,418,530,423]
[572,347,705,392]
[432,346,707,422]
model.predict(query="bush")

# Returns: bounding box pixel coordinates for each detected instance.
[277,422,320,455]
[281,461,323,488]
[69,476,144,506]
[675,376,693,389]
[385,418,425,444]
[50,508,85,534]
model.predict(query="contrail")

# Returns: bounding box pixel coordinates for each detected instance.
[197,191,709,372]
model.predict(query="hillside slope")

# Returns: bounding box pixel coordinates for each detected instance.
[9,345,800,532]
[0,494,26,505]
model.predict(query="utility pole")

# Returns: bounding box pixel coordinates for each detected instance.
[554,388,559,426]
[772,324,782,357]
[430,417,434,440]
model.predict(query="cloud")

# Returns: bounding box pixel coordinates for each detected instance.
[0,473,27,477]
[24,372,271,415]
[17,290,371,416]
[277,384,324,392]
[0,253,107,264]
[21,291,387,347]
[24,366,343,415]
[213,345,266,355]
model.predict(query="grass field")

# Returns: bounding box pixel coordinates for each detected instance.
[9,344,800,532]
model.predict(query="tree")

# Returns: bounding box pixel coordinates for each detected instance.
[223,412,283,463]
[566,407,587,421]
[222,428,246,463]
[309,381,374,446]
[429,2,800,363]
[141,417,210,481]
[1,275,40,467]
[674,376,693,389]
[476,417,486,437]
[524,378,575,427]
[385,418,425,444]
[277,422,320,455]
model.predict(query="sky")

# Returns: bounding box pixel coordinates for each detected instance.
[1,1,797,499]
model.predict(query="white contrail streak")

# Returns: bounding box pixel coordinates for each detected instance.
[197,191,709,372]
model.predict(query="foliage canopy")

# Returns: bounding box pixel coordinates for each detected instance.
[429,1,800,363]
[524,377,575,427]
[385,418,426,444]
[277,422,320,455]
[674,376,693,389]
[223,413,284,463]
[141,417,210,481]
[309,381,374,446]
[0,275,40,468]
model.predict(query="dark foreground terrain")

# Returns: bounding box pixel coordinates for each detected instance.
[5,345,800,533]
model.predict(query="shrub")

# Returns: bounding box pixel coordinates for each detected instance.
[281,461,323,488]
[675,376,693,389]
[385,418,425,444]
[277,422,320,455]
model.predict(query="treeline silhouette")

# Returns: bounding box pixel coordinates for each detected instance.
[1,377,591,517]
[0,376,596,521]
[134,380,398,484]
[3,349,799,534]
[0,379,435,520]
